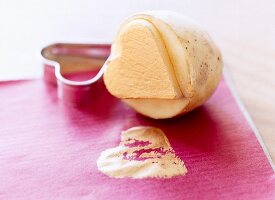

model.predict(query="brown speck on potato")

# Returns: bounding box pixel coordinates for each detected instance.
[217,56,220,60]
[197,62,209,85]
[185,47,188,50]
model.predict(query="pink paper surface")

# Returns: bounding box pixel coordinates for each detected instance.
[0,78,274,200]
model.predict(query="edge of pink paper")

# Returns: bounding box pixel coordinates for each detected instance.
[224,67,275,171]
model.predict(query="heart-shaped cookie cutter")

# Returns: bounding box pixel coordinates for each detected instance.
[41,43,111,104]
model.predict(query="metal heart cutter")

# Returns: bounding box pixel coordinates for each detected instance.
[41,43,111,104]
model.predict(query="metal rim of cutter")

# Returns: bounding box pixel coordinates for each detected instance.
[41,43,111,104]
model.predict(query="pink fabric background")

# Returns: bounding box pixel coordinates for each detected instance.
[0,78,274,199]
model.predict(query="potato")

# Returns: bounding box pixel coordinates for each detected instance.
[104,11,223,119]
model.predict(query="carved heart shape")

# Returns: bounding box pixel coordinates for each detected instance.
[97,127,187,179]
[104,19,182,99]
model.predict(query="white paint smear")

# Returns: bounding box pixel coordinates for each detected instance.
[97,126,187,179]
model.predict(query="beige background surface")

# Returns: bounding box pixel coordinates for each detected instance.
[0,0,274,162]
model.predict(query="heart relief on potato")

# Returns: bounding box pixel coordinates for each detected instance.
[104,11,223,119]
